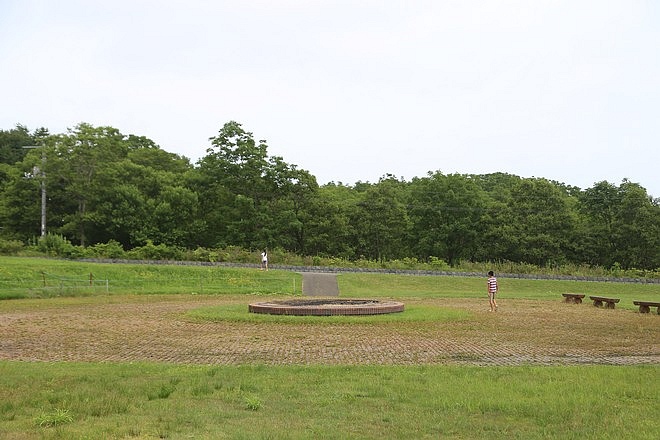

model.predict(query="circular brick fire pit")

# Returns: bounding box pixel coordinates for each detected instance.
[248,299,405,316]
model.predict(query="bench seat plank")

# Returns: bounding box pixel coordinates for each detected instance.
[562,293,585,304]
[589,296,620,309]
[633,300,660,314]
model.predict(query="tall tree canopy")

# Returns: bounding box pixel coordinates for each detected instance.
[196,121,318,250]
[409,172,486,265]
[0,121,658,270]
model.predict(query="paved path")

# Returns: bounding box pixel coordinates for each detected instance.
[301,272,340,297]
[1,271,658,367]
[1,296,657,366]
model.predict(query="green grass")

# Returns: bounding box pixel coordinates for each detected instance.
[0,256,658,438]
[338,273,660,309]
[186,303,471,324]
[0,256,301,298]
[0,362,657,439]
[2,257,657,306]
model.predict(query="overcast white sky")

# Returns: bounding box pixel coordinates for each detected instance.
[1,0,659,196]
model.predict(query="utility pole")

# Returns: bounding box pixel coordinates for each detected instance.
[23,145,47,237]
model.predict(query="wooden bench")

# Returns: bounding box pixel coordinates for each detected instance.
[589,296,620,309]
[562,293,585,304]
[633,301,660,315]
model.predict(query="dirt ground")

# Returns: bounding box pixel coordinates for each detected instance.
[1,294,658,366]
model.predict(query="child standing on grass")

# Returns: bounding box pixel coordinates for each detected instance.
[487,271,498,312]
[260,249,268,271]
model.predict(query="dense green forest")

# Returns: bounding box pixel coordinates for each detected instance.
[1,122,658,270]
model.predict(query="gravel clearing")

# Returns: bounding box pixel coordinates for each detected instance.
[1,295,658,366]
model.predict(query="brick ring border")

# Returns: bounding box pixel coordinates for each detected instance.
[248,298,405,316]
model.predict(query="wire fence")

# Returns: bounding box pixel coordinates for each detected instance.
[0,272,109,298]
[0,270,300,299]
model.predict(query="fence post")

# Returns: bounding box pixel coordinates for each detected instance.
[90,273,93,287]
[41,271,46,287]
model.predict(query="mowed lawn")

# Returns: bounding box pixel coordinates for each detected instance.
[0,257,658,439]
[1,362,657,440]
[338,272,660,306]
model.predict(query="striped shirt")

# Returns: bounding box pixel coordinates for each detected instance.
[487,276,498,294]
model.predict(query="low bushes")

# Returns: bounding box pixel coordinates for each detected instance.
[0,235,658,279]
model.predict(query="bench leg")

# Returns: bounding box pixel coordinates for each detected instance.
[605,302,615,309]
[593,300,603,307]
[575,298,582,304]
[639,305,650,314]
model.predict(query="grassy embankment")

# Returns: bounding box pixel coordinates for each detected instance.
[1,256,658,306]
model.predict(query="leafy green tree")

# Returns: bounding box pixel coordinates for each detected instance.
[39,123,200,249]
[0,126,51,239]
[409,172,486,265]
[93,181,150,246]
[303,183,357,258]
[127,141,192,175]
[505,178,576,266]
[86,154,201,249]
[149,185,204,248]
[0,125,50,165]
[577,180,660,269]
[576,181,619,266]
[197,121,321,252]
[0,131,57,240]
[0,162,40,239]
[2,120,658,272]
[472,173,523,263]
[264,160,319,253]
[196,122,269,248]
[46,124,130,246]
[610,180,659,269]
[350,176,410,262]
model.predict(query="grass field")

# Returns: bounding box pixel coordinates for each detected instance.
[0,256,301,299]
[1,362,657,439]
[0,256,658,439]
[338,272,660,309]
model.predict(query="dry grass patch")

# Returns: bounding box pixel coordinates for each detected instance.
[0,294,657,366]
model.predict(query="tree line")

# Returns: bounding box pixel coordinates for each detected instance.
[1,122,658,270]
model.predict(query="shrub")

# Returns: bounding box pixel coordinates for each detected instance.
[126,240,182,260]
[244,395,262,411]
[0,238,24,255]
[37,233,77,257]
[126,240,184,261]
[187,247,216,262]
[427,256,449,270]
[85,240,126,259]
[36,408,73,427]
